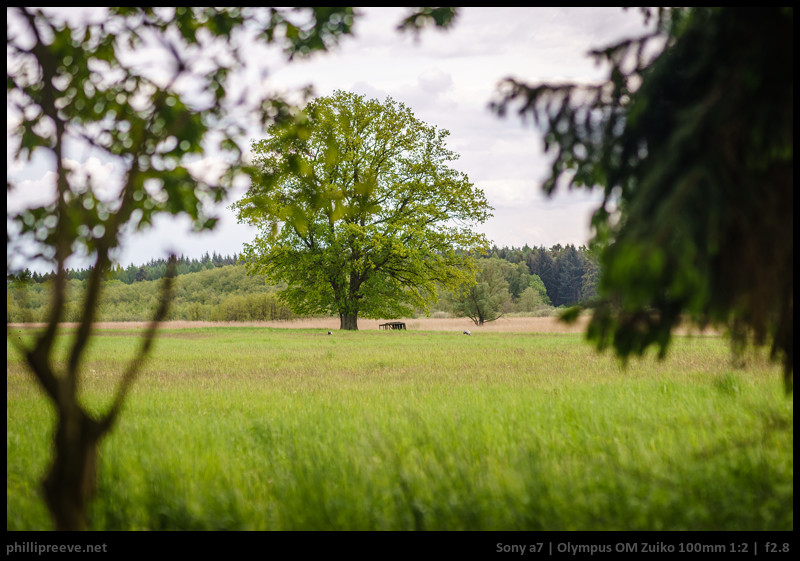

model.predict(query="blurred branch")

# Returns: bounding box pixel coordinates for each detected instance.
[100,255,177,433]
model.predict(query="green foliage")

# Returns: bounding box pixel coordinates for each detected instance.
[484,243,595,307]
[396,7,459,34]
[208,293,293,322]
[450,258,511,325]
[447,257,554,324]
[107,253,238,285]
[494,8,793,390]
[7,264,295,323]
[234,90,492,329]
[517,283,548,313]
[7,253,238,287]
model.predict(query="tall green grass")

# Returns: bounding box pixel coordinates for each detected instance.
[6,327,792,530]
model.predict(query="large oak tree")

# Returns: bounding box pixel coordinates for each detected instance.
[234,91,492,329]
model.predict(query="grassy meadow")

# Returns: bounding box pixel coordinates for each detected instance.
[6,322,793,531]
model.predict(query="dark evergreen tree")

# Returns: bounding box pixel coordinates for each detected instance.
[494,7,793,391]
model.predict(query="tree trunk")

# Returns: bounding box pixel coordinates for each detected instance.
[42,407,104,531]
[340,313,359,330]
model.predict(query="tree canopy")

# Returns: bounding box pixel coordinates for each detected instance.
[233,90,492,329]
[450,258,510,326]
[494,7,793,391]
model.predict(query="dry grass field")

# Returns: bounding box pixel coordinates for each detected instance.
[9,315,721,335]
[8,316,582,332]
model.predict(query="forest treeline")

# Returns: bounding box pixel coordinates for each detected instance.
[9,252,240,285]
[7,245,598,323]
[7,263,294,323]
[482,243,598,307]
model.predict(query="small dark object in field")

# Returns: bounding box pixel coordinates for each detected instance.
[463,330,471,336]
[327,331,332,335]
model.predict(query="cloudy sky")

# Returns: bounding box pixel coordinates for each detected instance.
[7,7,654,272]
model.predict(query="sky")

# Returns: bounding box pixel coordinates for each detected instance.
[7,7,655,272]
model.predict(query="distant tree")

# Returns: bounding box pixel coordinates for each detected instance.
[134,267,150,283]
[234,90,492,330]
[506,261,533,300]
[518,285,546,312]
[494,7,793,392]
[451,257,512,326]
[520,273,551,310]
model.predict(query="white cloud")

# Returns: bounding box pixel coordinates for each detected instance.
[184,156,229,186]
[6,172,58,214]
[63,157,120,201]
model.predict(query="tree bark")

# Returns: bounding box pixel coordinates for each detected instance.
[340,313,359,330]
[42,407,105,531]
